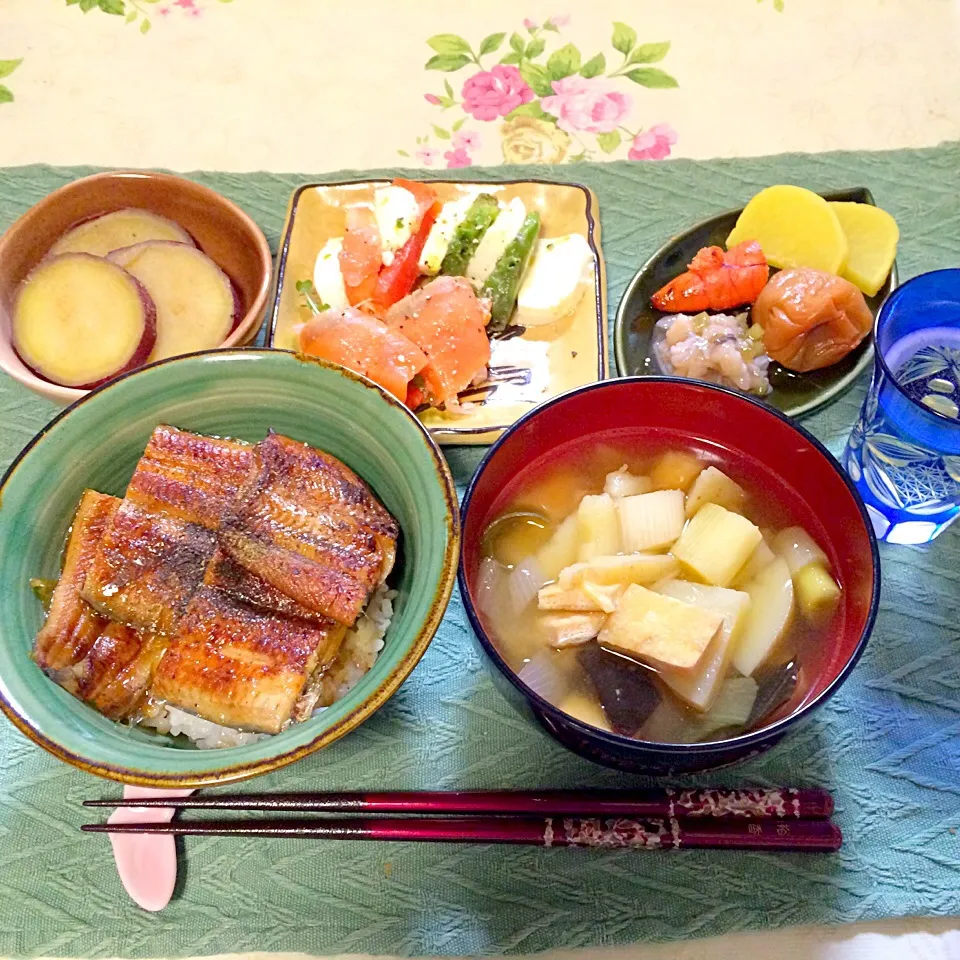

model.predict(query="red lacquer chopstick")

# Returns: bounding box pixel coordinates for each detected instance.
[83,815,842,851]
[84,787,833,819]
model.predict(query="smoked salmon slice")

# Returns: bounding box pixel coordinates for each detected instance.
[385,275,491,406]
[339,206,382,306]
[298,307,428,400]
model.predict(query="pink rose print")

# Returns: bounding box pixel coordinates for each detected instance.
[541,76,631,134]
[416,147,440,166]
[444,146,473,169]
[424,93,441,105]
[523,18,538,29]
[173,0,195,7]
[461,66,534,122]
[548,14,571,27]
[628,123,678,161]
[452,130,481,152]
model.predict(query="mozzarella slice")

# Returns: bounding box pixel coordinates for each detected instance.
[465,197,526,286]
[418,194,476,276]
[312,238,349,310]
[515,234,593,326]
[374,185,420,266]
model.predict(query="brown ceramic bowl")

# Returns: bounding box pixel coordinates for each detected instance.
[0,170,272,404]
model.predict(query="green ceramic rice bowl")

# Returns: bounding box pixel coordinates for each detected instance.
[0,350,460,786]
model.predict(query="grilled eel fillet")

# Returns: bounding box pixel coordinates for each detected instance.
[35,490,120,671]
[218,432,399,626]
[80,500,216,635]
[67,625,169,720]
[126,425,255,530]
[33,491,165,719]
[149,586,346,734]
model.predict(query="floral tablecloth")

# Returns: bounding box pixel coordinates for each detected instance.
[2,0,960,172]
[0,1,958,959]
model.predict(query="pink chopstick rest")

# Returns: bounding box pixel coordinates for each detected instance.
[108,785,194,911]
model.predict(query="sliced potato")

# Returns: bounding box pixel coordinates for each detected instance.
[13,253,156,388]
[559,689,611,731]
[50,208,194,258]
[576,493,620,561]
[732,539,776,588]
[535,514,580,582]
[654,580,750,711]
[598,583,722,671]
[671,503,762,587]
[648,450,703,492]
[109,241,237,362]
[685,466,746,518]
[733,556,794,676]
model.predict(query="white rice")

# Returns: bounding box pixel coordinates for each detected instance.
[315,583,395,708]
[142,705,266,750]
[138,583,395,749]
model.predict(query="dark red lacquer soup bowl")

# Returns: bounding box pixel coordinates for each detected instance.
[459,378,880,774]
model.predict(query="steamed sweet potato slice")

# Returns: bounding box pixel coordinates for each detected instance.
[13,254,157,388]
[109,241,238,361]
[50,208,194,258]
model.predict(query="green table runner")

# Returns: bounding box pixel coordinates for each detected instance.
[0,147,957,957]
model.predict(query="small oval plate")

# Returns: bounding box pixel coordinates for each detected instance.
[613,187,897,418]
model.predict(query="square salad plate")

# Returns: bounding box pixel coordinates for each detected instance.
[267,178,607,445]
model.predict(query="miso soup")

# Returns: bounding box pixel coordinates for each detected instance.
[475,434,844,743]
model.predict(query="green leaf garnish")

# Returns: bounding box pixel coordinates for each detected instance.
[296,280,330,316]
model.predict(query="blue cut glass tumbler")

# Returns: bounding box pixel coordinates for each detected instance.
[843,269,960,544]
